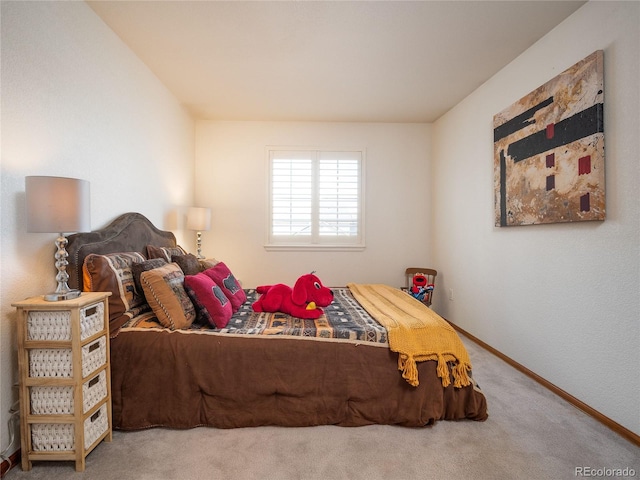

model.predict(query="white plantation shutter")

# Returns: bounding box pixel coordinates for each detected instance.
[318,153,360,236]
[271,155,313,236]
[268,149,364,249]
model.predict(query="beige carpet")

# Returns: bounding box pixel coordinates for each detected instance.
[5,335,639,480]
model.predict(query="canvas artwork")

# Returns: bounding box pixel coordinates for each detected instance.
[493,50,604,226]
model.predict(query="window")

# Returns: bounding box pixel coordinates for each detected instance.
[266,148,364,250]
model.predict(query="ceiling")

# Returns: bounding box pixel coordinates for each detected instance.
[88,1,585,123]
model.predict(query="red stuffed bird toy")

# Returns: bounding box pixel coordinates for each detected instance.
[252,273,334,319]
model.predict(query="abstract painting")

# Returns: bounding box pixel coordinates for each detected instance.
[493,50,604,226]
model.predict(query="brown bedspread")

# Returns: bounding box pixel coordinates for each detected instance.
[110,329,488,430]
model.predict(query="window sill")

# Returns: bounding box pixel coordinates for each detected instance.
[264,244,366,252]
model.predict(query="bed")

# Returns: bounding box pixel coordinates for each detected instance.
[65,212,487,430]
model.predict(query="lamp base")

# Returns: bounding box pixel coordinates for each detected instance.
[44,289,82,302]
[44,233,81,302]
[195,231,205,259]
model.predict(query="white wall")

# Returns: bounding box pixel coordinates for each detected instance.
[0,1,195,457]
[195,121,432,288]
[431,1,639,436]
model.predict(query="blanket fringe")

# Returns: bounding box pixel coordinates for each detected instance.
[398,354,419,387]
[437,354,451,388]
[399,354,472,389]
[452,361,472,388]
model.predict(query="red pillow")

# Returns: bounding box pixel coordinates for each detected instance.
[203,262,246,312]
[184,272,232,328]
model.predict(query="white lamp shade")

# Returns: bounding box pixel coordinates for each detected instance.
[187,207,211,231]
[26,176,91,233]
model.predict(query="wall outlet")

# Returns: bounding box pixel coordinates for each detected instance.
[448,288,454,301]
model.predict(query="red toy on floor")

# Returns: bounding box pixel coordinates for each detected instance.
[409,273,434,303]
[252,272,334,319]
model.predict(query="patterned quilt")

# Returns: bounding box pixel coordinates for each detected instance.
[122,288,389,346]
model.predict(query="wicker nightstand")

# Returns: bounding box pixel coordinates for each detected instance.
[12,292,112,472]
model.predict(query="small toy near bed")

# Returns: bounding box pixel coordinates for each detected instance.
[66,212,487,430]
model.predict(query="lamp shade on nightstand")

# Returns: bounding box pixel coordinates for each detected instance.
[186,207,211,232]
[25,176,91,301]
[26,176,90,234]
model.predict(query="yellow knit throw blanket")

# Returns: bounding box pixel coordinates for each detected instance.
[347,283,472,388]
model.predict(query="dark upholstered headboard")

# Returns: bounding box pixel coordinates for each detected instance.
[66,212,177,291]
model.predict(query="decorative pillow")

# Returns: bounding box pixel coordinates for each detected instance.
[198,258,219,270]
[131,258,167,296]
[140,263,195,330]
[184,273,232,328]
[83,252,148,330]
[172,253,202,276]
[202,262,246,312]
[146,244,187,262]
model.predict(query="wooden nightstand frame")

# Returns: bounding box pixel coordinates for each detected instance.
[12,292,112,472]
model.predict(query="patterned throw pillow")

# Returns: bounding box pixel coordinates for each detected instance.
[184,272,232,328]
[131,258,167,296]
[202,262,246,312]
[171,253,202,276]
[198,258,219,270]
[83,252,148,325]
[146,244,187,263]
[140,262,195,330]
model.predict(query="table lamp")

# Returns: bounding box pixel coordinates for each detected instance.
[186,207,211,259]
[26,176,90,301]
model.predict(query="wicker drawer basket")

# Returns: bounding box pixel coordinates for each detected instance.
[27,302,104,342]
[30,370,108,415]
[28,336,107,379]
[30,403,109,452]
